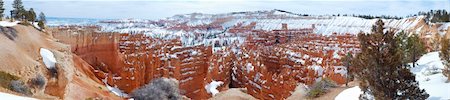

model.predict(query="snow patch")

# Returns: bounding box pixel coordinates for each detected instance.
[334,66,347,76]
[246,63,254,73]
[0,21,20,27]
[106,85,129,98]
[0,92,37,100]
[205,80,224,96]
[335,86,363,100]
[40,48,57,69]
[411,52,450,100]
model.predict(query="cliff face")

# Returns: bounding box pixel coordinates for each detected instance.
[0,25,121,100]
[53,27,233,99]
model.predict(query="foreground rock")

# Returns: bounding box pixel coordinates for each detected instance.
[0,24,121,99]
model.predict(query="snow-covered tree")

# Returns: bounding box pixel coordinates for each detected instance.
[353,19,429,99]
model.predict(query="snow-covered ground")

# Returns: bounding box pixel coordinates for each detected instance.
[412,52,450,100]
[335,52,450,100]
[0,92,37,100]
[335,86,363,100]
[0,21,20,27]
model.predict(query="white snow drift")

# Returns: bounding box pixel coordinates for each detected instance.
[335,86,363,100]
[40,48,57,69]
[335,52,450,100]
[205,80,224,96]
[0,21,20,27]
[411,52,450,100]
[0,92,37,100]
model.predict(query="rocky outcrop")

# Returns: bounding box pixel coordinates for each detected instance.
[0,25,120,100]
[53,27,233,99]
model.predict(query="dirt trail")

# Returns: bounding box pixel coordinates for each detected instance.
[286,81,360,100]
[210,88,257,100]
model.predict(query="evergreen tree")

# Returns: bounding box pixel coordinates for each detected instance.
[353,19,429,100]
[0,0,4,20]
[406,34,426,68]
[440,37,450,81]
[342,52,353,87]
[395,31,409,64]
[27,8,36,23]
[38,12,46,23]
[12,0,24,20]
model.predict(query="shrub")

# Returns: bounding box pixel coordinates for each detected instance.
[131,78,181,100]
[48,66,58,78]
[9,80,32,96]
[18,21,31,26]
[30,74,46,89]
[0,71,19,88]
[38,20,45,30]
[306,78,337,98]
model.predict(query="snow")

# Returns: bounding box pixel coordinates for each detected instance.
[246,63,254,73]
[102,77,129,98]
[0,21,20,27]
[205,80,224,96]
[0,92,37,100]
[40,48,57,69]
[411,52,450,100]
[335,52,450,100]
[310,65,324,76]
[106,85,129,98]
[32,22,41,29]
[334,66,347,76]
[335,86,363,100]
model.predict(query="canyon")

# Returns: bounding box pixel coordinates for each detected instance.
[0,9,449,100]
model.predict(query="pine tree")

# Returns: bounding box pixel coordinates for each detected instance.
[440,37,450,81]
[406,34,426,68]
[27,8,36,23]
[342,52,353,87]
[12,0,24,20]
[353,19,429,99]
[38,12,46,23]
[395,31,409,64]
[0,0,4,20]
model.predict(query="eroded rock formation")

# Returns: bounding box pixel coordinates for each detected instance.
[53,23,360,99]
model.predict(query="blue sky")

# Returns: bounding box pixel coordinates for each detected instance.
[3,0,449,20]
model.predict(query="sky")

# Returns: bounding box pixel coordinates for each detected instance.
[3,0,449,20]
